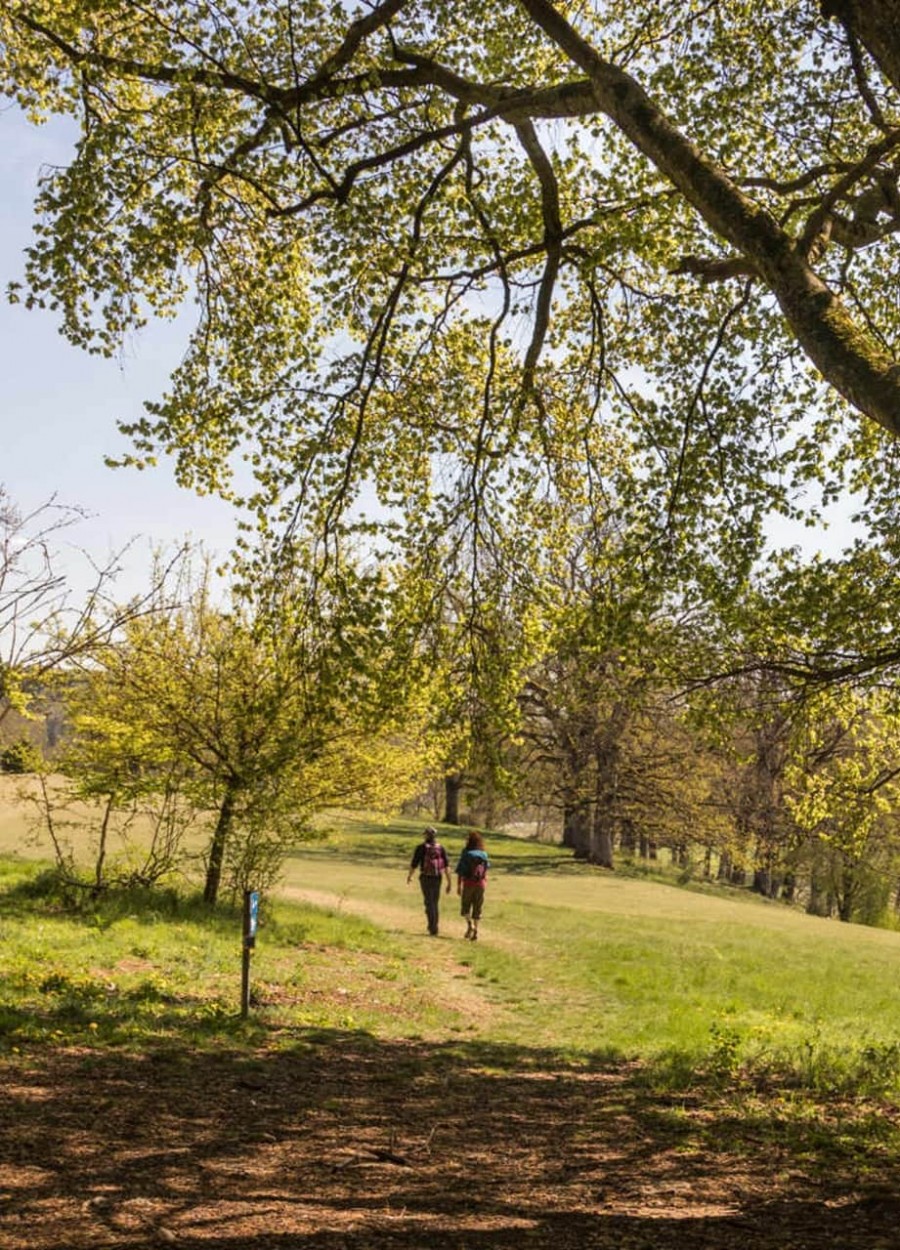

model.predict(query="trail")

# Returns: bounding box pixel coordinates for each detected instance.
[280,882,505,1031]
[281,879,519,953]
[280,884,421,933]
[3,844,900,1247]
[4,1034,896,1250]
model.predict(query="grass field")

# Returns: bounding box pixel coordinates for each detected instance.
[2,795,900,1090]
[5,789,900,1247]
[280,817,900,1088]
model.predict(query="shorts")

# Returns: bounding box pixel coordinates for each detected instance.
[460,882,484,921]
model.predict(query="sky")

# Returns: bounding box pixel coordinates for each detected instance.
[1,106,239,604]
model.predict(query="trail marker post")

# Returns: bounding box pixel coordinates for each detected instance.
[241,889,259,1018]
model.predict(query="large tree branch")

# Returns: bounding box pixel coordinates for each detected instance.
[512,117,563,388]
[392,44,598,122]
[673,255,757,283]
[831,1,900,99]
[300,0,412,93]
[16,12,283,103]
[16,2,900,440]
[17,11,602,124]
[518,0,900,437]
[799,128,900,254]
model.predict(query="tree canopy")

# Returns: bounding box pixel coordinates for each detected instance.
[5,1,900,559]
[35,547,432,903]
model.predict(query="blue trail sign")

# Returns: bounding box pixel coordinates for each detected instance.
[241,889,259,1017]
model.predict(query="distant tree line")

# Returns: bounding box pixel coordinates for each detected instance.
[6,487,900,928]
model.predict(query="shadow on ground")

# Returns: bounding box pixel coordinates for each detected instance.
[2,1029,899,1249]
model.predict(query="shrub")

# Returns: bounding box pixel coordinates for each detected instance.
[0,739,42,774]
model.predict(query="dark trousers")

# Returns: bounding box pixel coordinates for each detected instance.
[419,875,443,934]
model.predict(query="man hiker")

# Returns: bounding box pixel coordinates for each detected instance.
[407,826,451,936]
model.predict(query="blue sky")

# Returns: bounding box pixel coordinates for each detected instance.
[1,106,239,602]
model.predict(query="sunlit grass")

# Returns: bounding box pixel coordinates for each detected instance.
[0,853,472,1053]
[278,823,900,1093]
[3,803,900,1100]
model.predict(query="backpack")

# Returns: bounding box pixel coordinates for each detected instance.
[422,841,445,876]
[465,851,487,883]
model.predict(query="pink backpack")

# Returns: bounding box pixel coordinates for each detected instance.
[422,841,445,876]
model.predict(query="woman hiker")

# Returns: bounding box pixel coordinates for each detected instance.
[406,826,451,936]
[455,829,490,941]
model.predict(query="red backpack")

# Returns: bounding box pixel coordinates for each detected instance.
[464,851,487,883]
[422,841,445,876]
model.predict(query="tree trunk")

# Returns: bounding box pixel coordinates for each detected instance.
[641,836,658,861]
[480,787,497,833]
[619,818,636,854]
[563,802,592,858]
[93,793,115,895]
[753,835,784,898]
[842,2,900,97]
[752,867,777,898]
[204,779,240,906]
[590,760,616,868]
[837,863,857,923]
[808,870,831,916]
[442,772,463,825]
[590,807,615,869]
[589,728,623,869]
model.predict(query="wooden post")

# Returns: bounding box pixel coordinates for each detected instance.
[240,889,259,1018]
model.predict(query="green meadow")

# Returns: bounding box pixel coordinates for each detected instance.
[2,797,900,1097]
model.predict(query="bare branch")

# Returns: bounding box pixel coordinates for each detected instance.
[512,118,563,390]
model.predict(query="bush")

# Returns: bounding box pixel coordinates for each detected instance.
[0,739,42,774]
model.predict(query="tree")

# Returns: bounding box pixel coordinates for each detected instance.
[386,520,540,827]
[49,550,423,903]
[678,565,900,913]
[518,587,729,868]
[0,488,90,732]
[5,2,900,554]
[0,738,42,773]
[716,672,800,895]
[505,462,728,866]
[784,686,900,924]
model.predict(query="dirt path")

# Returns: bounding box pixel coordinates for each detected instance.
[279,884,508,1033]
[3,1036,900,1250]
[281,883,507,944]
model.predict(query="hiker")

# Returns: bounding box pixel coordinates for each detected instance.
[407,826,451,936]
[456,829,490,941]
